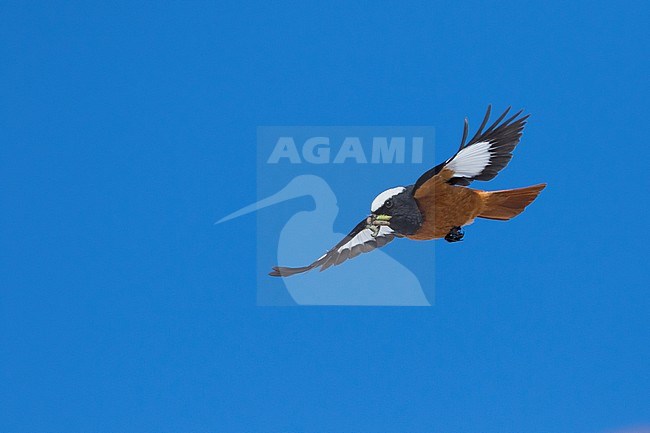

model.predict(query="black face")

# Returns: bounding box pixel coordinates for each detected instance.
[373,186,423,235]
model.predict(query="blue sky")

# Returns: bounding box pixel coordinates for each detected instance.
[1,1,649,432]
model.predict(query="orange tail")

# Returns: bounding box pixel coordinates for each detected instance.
[478,184,546,221]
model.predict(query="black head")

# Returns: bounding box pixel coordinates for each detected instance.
[370,185,422,235]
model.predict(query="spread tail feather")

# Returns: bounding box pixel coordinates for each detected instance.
[478,184,546,221]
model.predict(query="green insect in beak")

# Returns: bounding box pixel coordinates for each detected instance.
[366,214,392,237]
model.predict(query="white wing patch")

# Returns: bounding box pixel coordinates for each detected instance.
[371,187,405,212]
[270,219,397,276]
[446,141,492,178]
[337,226,393,253]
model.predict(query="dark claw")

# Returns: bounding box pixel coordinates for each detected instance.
[444,226,464,243]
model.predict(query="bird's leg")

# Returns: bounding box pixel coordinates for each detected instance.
[444,226,464,243]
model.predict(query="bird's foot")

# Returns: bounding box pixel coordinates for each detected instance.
[444,226,464,243]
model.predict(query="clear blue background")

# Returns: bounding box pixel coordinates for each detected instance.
[1,1,648,432]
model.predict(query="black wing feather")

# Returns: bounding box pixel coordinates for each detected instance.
[270,219,396,277]
[412,105,529,192]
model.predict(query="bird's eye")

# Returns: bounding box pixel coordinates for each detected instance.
[385,198,393,208]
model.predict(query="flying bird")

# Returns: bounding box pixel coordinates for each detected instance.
[270,106,546,277]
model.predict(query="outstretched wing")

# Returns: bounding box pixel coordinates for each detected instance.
[270,219,397,277]
[413,105,529,193]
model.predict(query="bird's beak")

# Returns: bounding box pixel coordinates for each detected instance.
[366,214,391,237]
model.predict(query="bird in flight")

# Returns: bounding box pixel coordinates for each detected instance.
[270,106,546,277]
